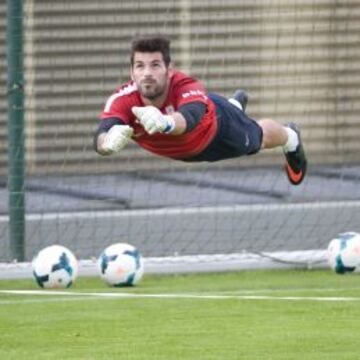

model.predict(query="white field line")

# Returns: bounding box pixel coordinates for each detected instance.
[1,200,360,222]
[0,289,360,303]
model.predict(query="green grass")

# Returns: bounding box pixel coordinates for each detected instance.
[1,269,360,360]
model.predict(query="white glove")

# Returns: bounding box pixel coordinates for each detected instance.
[132,106,175,135]
[102,125,133,154]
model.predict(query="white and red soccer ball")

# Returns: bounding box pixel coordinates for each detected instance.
[97,243,144,286]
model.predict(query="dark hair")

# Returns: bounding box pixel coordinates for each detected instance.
[130,35,171,67]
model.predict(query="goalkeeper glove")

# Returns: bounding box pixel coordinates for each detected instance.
[102,125,133,154]
[132,106,175,135]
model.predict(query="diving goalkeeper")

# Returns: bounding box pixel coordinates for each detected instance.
[94,35,307,185]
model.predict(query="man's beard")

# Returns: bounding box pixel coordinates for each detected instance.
[140,84,165,100]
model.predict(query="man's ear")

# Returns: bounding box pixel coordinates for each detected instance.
[130,66,134,80]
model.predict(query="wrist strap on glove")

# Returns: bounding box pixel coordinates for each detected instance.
[163,115,176,134]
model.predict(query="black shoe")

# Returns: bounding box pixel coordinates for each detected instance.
[232,89,248,112]
[284,123,307,185]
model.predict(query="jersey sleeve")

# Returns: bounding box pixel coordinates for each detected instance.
[100,82,139,124]
[174,76,209,109]
[100,94,133,124]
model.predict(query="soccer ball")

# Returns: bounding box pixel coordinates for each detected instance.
[32,245,78,288]
[98,243,144,286]
[327,232,360,274]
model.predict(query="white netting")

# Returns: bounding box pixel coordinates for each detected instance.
[1,1,360,274]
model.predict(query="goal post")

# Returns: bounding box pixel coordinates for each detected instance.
[6,0,25,262]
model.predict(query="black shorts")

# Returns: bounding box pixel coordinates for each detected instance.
[185,93,263,162]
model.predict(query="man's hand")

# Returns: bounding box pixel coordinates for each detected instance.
[132,106,175,135]
[100,125,133,154]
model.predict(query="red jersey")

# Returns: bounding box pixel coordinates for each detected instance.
[100,71,218,159]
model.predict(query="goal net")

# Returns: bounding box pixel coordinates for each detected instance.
[1,0,360,275]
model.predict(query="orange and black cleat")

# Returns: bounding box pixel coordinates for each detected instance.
[284,123,307,185]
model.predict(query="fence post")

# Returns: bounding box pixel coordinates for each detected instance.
[6,0,25,261]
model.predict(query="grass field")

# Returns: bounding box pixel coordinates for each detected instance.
[1,269,360,360]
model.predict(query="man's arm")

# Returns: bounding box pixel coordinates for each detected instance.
[131,102,206,135]
[178,102,206,133]
[94,117,133,156]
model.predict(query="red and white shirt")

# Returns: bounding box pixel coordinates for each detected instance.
[100,71,218,159]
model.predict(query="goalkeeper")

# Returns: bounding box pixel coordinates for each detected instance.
[94,35,307,185]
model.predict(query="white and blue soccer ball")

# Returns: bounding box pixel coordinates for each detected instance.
[32,245,78,288]
[98,243,144,287]
[327,232,360,274]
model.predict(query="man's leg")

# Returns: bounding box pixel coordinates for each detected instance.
[228,89,307,185]
[258,118,289,149]
[228,89,248,112]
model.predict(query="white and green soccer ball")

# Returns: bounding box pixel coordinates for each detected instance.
[327,232,360,274]
[32,245,78,288]
[98,243,144,287]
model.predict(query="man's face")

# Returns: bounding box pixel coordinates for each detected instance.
[131,52,170,100]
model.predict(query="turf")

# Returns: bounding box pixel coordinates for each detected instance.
[1,269,360,360]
